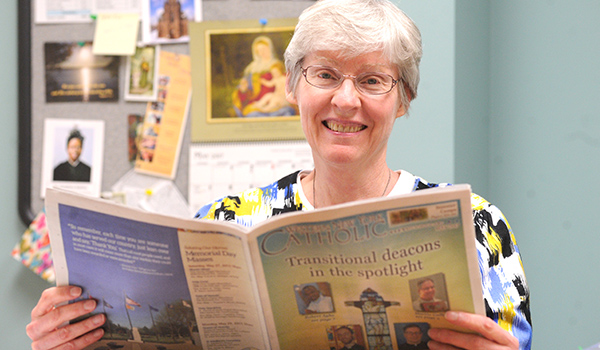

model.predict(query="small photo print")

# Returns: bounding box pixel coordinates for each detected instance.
[41,119,105,198]
[327,325,367,350]
[294,282,335,315]
[44,42,119,103]
[394,322,431,349]
[128,114,144,164]
[410,273,450,313]
[142,0,201,44]
[125,45,160,101]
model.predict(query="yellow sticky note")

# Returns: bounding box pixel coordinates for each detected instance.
[92,13,140,56]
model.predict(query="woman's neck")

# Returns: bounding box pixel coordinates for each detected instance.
[304,164,398,208]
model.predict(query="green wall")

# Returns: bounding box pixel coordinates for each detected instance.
[2,0,599,348]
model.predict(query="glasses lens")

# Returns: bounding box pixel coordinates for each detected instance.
[356,73,394,94]
[304,66,395,95]
[305,66,341,89]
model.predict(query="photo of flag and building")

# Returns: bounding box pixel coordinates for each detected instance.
[57,203,201,348]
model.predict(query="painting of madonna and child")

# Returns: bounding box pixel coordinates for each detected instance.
[208,29,298,120]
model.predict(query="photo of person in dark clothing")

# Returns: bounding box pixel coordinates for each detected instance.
[53,128,91,182]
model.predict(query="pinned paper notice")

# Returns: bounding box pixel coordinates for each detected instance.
[92,13,140,56]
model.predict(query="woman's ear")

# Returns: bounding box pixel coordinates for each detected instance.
[395,104,407,119]
[395,85,412,119]
[285,72,298,105]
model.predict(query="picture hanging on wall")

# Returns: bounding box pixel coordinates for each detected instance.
[44,42,119,103]
[40,118,105,199]
[189,18,306,142]
[124,45,160,102]
[142,0,202,45]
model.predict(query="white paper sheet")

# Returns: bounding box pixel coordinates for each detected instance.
[35,0,141,24]
[188,141,314,213]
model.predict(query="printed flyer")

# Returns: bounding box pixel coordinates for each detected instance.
[134,51,191,179]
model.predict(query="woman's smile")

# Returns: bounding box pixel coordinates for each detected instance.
[323,120,367,133]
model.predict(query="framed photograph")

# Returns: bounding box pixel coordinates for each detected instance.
[124,45,160,101]
[44,41,119,103]
[40,119,105,198]
[142,0,202,45]
[189,18,306,142]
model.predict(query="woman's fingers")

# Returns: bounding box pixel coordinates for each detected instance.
[27,286,106,350]
[28,286,92,339]
[31,314,105,350]
[428,311,519,350]
[446,311,518,347]
[29,298,98,339]
[31,286,82,320]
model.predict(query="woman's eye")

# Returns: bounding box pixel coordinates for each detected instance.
[362,76,383,85]
[317,72,335,80]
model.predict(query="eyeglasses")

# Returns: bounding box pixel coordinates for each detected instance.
[301,65,400,95]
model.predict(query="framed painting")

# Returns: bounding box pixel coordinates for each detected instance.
[189,18,305,142]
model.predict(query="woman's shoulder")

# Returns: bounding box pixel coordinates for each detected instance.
[409,174,500,217]
[194,170,305,226]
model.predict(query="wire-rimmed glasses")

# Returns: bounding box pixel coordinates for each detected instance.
[301,65,400,95]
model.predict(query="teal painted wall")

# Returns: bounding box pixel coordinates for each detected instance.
[489,1,600,349]
[0,1,52,348]
[388,1,457,184]
[390,1,600,349]
[454,0,490,196]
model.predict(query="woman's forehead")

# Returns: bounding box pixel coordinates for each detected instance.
[304,51,395,71]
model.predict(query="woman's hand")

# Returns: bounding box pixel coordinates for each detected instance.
[428,311,519,350]
[27,286,105,350]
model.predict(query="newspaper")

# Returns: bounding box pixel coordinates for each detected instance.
[46,184,484,350]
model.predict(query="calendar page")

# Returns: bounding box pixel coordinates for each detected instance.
[188,141,314,213]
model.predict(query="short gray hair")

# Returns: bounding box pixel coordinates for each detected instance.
[284,0,422,110]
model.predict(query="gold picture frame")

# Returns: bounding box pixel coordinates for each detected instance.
[189,18,305,142]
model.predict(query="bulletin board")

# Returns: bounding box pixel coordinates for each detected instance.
[17,0,315,226]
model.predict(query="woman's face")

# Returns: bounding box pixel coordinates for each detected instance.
[286,51,405,170]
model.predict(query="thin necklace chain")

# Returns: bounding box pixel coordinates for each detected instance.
[312,168,392,208]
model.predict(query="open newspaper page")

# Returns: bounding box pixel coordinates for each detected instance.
[46,188,269,350]
[246,184,484,350]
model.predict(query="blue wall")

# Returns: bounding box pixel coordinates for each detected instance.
[2,0,599,348]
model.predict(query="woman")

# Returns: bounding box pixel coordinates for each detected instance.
[27,1,532,349]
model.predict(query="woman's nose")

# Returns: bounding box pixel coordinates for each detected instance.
[331,78,361,111]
